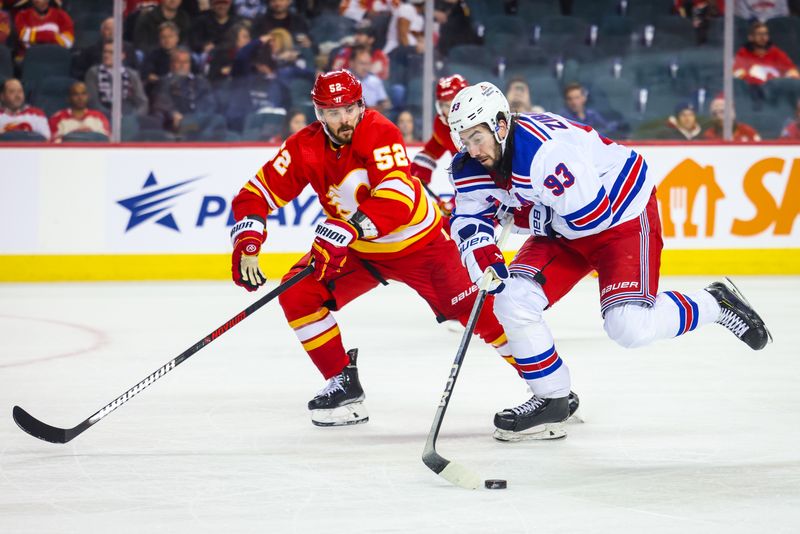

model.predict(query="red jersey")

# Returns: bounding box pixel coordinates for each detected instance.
[49,108,110,141]
[733,44,798,85]
[781,120,800,139]
[411,115,458,184]
[14,6,74,56]
[702,122,761,142]
[331,47,390,80]
[233,109,441,260]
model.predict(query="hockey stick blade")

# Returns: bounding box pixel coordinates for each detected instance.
[422,448,481,489]
[13,405,73,444]
[11,265,314,444]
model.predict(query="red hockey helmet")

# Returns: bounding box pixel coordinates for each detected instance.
[436,74,469,102]
[311,70,363,108]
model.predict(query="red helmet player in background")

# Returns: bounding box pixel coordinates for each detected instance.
[228,70,530,429]
[410,74,470,218]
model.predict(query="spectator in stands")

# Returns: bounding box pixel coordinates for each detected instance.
[349,45,389,111]
[73,17,138,81]
[142,21,194,98]
[151,46,224,139]
[780,98,800,139]
[734,21,800,85]
[13,0,73,61]
[207,22,249,81]
[267,27,314,81]
[0,7,11,45]
[134,0,190,54]
[331,23,390,80]
[86,42,149,117]
[339,0,390,22]
[735,0,789,21]
[675,1,724,42]
[505,77,544,114]
[123,0,160,43]
[49,81,111,142]
[233,0,268,21]
[0,78,50,139]
[558,82,609,130]
[190,0,241,58]
[384,0,423,56]
[396,109,417,143]
[702,96,761,141]
[664,101,703,140]
[254,0,312,50]
[225,42,291,131]
[281,107,306,139]
[435,0,481,57]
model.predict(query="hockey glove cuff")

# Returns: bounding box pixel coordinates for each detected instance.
[231,217,266,292]
[457,222,508,294]
[410,154,435,185]
[311,219,358,281]
[530,203,556,238]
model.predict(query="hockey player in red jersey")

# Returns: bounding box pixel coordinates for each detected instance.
[230,70,528,427]
[410,74,469,218]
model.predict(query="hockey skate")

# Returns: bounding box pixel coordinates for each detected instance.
[566,390,583,424]
[706,277,772,350]
[493,395,570,442]
[308,349,369,427]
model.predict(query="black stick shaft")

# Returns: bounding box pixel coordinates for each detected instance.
[422,223,512,480]
[13,265,313,444]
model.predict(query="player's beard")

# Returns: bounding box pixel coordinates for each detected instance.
[330,124,355,145]
[477,143,503,171]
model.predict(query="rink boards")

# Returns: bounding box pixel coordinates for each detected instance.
[0,143,798,281]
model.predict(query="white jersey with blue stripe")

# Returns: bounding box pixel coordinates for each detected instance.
[450,111,654,241]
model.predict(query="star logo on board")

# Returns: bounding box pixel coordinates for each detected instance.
[117,172,202,232]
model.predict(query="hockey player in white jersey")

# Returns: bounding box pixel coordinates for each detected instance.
[447,82,773,442]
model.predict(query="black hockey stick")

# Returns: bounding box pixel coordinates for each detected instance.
[12,264,314,444]
[422,223,512,489]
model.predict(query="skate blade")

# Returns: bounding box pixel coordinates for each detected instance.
[565,410,585,424]
[724,277,774,345]
[493,422,567,442]
[311,402,369,427]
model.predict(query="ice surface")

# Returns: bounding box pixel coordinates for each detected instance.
[1,277,798,533]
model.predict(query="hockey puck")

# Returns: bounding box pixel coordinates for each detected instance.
[484,479,507,490]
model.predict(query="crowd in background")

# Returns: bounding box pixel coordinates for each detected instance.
[1,0,800,142]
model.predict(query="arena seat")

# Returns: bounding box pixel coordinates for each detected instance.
[21,45,73,94]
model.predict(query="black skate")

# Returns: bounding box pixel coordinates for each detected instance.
[706,277,772,350]
[308,349,368,427]
[567,390,583,423]
[493,395,570,442]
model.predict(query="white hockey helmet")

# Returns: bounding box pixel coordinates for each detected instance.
[447,81,511,148]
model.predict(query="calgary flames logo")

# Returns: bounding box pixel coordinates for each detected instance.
[326,168,370,219]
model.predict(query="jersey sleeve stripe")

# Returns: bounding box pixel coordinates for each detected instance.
[375,178,415,199]
[610,159,648,225]
[517,116,551,141]
[243,182,265,199]
[248,177,279,211]
[563,187,610,223]
[374,189,415,210]
[453,175,493,186]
